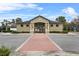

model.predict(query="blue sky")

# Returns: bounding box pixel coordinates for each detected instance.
[0,3,79,22]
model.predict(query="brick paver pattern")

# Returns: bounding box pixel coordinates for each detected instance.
[18,34,60,52]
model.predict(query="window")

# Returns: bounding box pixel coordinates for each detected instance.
[21,24,23,27]
[26,25,29,27]
[56,24,59,27]
[51,24,53,27]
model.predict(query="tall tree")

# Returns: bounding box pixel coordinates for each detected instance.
[1,22,6,31]
[12,19,15,23]
[16,18,22,23]
[3,19,9,31]
[56,16,68,31]
[56,16,66,23]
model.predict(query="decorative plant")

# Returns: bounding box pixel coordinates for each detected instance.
[0,46,11,56]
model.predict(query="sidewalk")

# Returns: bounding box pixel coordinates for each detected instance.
[16,34,62,55]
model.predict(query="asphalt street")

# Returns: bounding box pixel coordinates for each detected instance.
[0,33,79,54]
[0,33,30,52]
[48,33,79,53]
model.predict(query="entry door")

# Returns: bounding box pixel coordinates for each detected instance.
[34,23,45,33]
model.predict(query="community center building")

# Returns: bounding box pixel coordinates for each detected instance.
[16,15,63,33]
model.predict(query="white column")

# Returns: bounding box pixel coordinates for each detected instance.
[45,23,47,33]
[48,23,49,33]
[30,23,34,33]
[45,23,49,33]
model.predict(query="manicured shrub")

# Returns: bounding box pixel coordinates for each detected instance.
[21,31,30,33]
[0,46,11,56]
[11,31,20,33]
[63,30,68,33]
[2,30,12,33]
[11,31,30,33]
[49,31,68,33]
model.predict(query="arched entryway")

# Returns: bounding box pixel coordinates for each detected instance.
[34,22,45,33]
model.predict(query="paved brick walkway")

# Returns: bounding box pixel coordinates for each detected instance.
[16,34,61,53]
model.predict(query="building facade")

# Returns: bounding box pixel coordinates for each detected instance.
[16,15,63,33]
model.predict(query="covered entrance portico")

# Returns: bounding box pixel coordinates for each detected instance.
[34,22,45,33]
[30,16,49,33]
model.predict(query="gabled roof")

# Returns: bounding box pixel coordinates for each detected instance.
[17,15,62,24]
[17,21,30,24]
[49,20,62,24]
[29,15,50,22]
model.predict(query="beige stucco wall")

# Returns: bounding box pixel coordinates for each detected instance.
[16,24,30,32]
[30,17,49,33]
[31,17,49,23]
[49,24,63,32]
[16,16,63,33]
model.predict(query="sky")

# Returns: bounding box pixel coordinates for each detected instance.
[0,3,79,22]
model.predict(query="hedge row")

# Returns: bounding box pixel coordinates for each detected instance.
[1,30,30,33]
[1,30,68,33]
[49,31,68,33]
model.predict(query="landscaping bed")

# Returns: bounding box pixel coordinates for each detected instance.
[49,31,68,33]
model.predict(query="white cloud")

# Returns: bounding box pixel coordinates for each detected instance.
[0,3,23,11]
[47,15,58,21]
[0,14,39,22]
[24,3,43,10]
[63,7,78,18]
[37,7,43,10]
[0,3,43,12]
[25,3,38,9]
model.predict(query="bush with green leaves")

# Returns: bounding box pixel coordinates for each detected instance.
[0,46,11,56]
[49,31,68,33]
